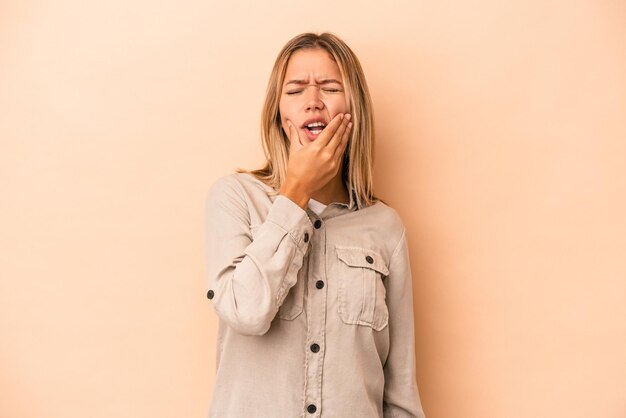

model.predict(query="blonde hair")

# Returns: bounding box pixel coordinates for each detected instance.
[236,32,382,208]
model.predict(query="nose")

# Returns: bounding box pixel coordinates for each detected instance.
[304,86,324,111]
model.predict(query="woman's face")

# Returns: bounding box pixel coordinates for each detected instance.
[279,48,348,143]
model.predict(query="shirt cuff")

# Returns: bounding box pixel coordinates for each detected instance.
[265,194,313,253]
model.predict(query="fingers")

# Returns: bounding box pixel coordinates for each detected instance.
[332,118,352,163]
[314,113,345,148]
[330,114,350,149]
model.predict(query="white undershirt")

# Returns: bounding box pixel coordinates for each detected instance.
[307,198,327,216]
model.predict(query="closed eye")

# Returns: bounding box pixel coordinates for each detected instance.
[286,90,303,95]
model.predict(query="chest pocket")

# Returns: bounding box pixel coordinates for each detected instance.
[335,245,389,331]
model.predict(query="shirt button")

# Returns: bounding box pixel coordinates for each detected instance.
[314,219,322,229]
[206,290,214,299]
[307,404,317,414]
[310,343,320,353]
[315,280,324,289]
[365,255,374,264]
[304,232,309,243]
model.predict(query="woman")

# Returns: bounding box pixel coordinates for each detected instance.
[204,32,426,418]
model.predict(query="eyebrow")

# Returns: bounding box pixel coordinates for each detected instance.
[285,79,343,86]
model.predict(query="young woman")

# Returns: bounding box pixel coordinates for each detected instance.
[204,32,426,418]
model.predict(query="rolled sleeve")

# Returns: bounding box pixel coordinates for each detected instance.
[262,194,313,254]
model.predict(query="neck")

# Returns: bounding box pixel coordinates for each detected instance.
[311,171,349,206]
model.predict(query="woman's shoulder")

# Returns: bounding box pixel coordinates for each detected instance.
[206,171,274,203]
[335,199,408,265]
[363,198,406,232]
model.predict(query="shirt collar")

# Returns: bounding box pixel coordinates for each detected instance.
[320,180,360,212]
[249,173,361,212]
[339,184,361,211]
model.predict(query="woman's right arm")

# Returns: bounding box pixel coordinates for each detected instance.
[204,113,350,335]
[204,175,313,336]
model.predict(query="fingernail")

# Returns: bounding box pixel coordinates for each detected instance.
[345,113,351,121]
[348,122,353,128]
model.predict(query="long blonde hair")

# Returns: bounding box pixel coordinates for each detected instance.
[236,32,381,208]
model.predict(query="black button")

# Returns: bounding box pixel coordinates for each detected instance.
[207,290,214,299]
[307,404,317,414]
[314,220,322,229]
[365,255,374,264]
[310,343,320,353]
[304,232,309,243]
[315,280,324,289]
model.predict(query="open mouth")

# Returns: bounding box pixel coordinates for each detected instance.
[304,121,326,135]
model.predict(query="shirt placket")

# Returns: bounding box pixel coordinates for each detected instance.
[302,213,327,417]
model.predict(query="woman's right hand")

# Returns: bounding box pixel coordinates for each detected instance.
[279,113,352,209]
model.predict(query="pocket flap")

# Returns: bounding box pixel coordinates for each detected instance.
[335,246,389,276]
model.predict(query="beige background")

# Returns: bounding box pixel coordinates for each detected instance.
[1,1,625,417]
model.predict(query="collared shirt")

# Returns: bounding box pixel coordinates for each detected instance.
[204,172,426,418]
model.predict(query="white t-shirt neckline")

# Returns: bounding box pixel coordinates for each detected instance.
[307,198,327,216]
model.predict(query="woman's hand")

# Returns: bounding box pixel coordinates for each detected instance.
[279,113,352,209]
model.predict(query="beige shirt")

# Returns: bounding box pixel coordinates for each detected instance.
[204,172,426,418]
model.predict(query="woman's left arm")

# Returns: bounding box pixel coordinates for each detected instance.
[382,228,427,418]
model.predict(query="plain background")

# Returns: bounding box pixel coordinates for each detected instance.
[1,1,625,417]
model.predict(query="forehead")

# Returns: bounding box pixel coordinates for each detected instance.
[284,48,342,80]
